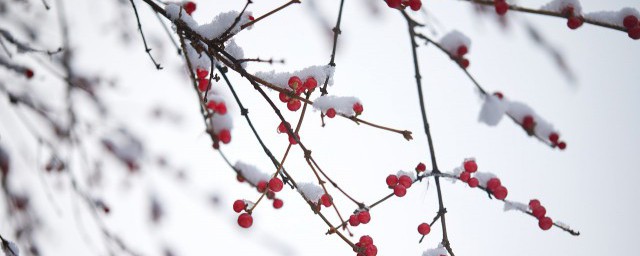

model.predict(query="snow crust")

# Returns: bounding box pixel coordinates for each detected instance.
[540,0,583,14]
[439,30,471,56]
[298,182,324,202]
[585,8,639,27]
[312,95,361,116]
[254,65,335,90]
[235,161,269,185]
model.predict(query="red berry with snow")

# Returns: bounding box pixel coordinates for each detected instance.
[493,186,508,200]
[349,214,360,226]
[529,199,541,209]
[628,27,640,40]
[257,180,268,193]
[459,171,471,183]
[557,141,567,150]
[486,178,501,192]
[494,1,508,16]
[353,103,363,115]
[398,175,412,188]
[548,133,559,144]
[218,129,231,144]
[463,159,478,173]
[567,17,583,30]
[623,15,638,29]
[273,198,284,209]
[249,15,255,21]
[408,0,421,11]
[320,194,332,207]
[457,45,468,56]
[236,174,245,183]
[269,177,283,192]
[415,162,426,172]
[279,92,290,103]
[24,69,34,79]
[522,115,535,132]
[532,205,547,219]
[198,79,209,92]
[357,211,371,224]
[493,91,504,99]
[385,0,402,9]
[394,184,407,197]
[468,177,479,188]
[183,1,196,15]
[233,200,245,213]
[386,174,398,187]
[460,58,470,69]
[196,68,208,79]
[326,108,336,118]
[287,99,302,111]
[538,216,553,230]
[288,76,302,91]
[237,213,253,228]
[417,223,431,235]
[303,77,317,91]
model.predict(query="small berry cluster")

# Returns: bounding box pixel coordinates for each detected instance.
[386,172,414,197]
[453,45,470,69]
[529,199,553,231]
[277,121,299,145]
[458,159,508,200]
[494,0,509,16]
[384,0,422,11]
[623,15,640,40]
[547,132,566,150]
[348,210,371,227]
[233,177,285,228]
[353,235,378,256]
[182,1,196,15]
[233,200,254,228]
[279,76,317,112]
[561,6,583,30]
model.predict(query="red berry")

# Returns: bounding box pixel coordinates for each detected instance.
[415,162,426,172]
[215,102,227,115]
[459,171,471,183]
[196,68,208,79]
[257,180,267,193]
[249,15,255,21]
[532,205,547,219]
[417,223,431,235]
[408,0,421,11]
[269,177,283,192]
[24,69,34,79]
[493,186,508,200]
[266,191,275,199]
[349,214,360,226]
[359,235,373,245]
[468,177,479,188]
[183,1,196,15]
[288,133,299,145]
[277,121,289,133]
[303,77,317,91]
[233,200,245,213]
[494,1,508,15]
[237,213,253,228]
[529,199,541,209]
[287,99,301,111]
[198,79,210,92]
[320,194,332,207]
[460,58,470,68]
[218,129,231,144]
[463,159,478,173]
[557,141,567,150]
[623,15,638,29]
[273,198,283,209]
[385,0,402,9]
[561,6,574,17]
[353,103,364,115]
[279,91,290,103]
[456,45,468,56]
[493,91,504,99]
[326,108,336,118]
[486,178,501,192]
[398,175,412,188]
[548,133,559,144]
[628,26,640,40]
[522,115,535,131]
[236,174,245,182]
[538,216,553,230]
[567,17,583,30]
[288,76,302,90]
[357,211,371,224]
[394,184,407,197]
[364,244,377,256]
[386,174,398,187]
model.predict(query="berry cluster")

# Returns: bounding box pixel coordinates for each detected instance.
[520,115,566,150]
[277,121,300,145]
[233,177,285,228]
[348,210,371,227]
[279,76,317,112]
[182,1,196,15]
[453,45,470,69]
[458,159,508,200]
[353,235,378,256]
[494,0,509,16]
[623,15,640,40]
[561,6,584,30]
[529,199,553,231]
[386,172,413,197]
[384,0,422,11]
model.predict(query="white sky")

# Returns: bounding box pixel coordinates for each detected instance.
[2,0,640,256]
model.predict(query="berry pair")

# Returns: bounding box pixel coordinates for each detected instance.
[561,6,583,30]
[623,15,640,40]
[454,45,470,69]
[348,210,371,226]
[196,68,211,92]
[277,121,300,145]
[494,0,508,16]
